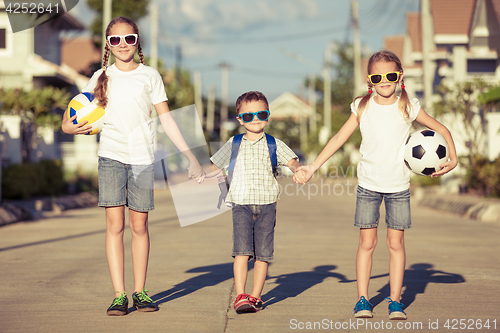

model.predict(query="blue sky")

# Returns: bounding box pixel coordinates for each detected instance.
[71,0,420,103]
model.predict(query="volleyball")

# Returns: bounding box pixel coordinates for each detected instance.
[68,92,105,135]
[404,129,449,176]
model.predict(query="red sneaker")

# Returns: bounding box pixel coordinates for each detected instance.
[248,296,263,311]
[233,293,255,313]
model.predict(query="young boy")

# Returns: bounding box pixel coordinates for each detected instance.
[210,91,300,313]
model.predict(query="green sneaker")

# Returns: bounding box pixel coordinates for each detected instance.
[107,292,128,316]
[132,289,157,312]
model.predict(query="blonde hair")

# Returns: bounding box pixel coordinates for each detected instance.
[355,50,411,122]
[94,16,145,108]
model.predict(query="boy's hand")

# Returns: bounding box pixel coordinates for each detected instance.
[293,165,317,184]
[431,158,458,177]
[187,159,206,183]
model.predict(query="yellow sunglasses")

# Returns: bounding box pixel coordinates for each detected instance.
[368,71,400,85]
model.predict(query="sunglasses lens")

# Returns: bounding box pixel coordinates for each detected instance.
[125,35,137,45]
[257,111,269,121]
[370,75,382,84]
[241,113,254,122]
[109,36,121,46]
[387,73,398,82]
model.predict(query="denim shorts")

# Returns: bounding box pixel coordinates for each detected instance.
[232,203,277,262]
[98,156,154,212]
[354,185,411,230]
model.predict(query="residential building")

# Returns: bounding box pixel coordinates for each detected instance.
[383,0,500,161]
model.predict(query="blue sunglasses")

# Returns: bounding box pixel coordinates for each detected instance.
[237,110,270,123]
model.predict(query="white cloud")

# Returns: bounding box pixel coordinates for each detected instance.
[150,0,319,54]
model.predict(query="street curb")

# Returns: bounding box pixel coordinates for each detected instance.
[414,187,500,223]
[0,192,98,227]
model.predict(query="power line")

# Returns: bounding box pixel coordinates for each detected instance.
[191,64,306,79]
[164,25,347,44]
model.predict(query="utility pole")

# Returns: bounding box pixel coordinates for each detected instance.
[352,0,364,97]
[206,85,215,136]
[149,3,158,70]
[175,46,182,84]
[421,0,434,110]
[321,43,335,145]
[308,73,317,134]
[101,0,112,67]
[219,62,230,142]
[194,71,204,134]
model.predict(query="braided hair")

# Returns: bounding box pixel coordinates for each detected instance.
[94,16,145,108]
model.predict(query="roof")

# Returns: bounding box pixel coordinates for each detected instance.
[61,37,101,75]
[431,0,476,35]
[269,92,312,120]
[384,35,405,60]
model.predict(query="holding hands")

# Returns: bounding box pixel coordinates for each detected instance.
[293,164,318,184]
[187,158,206,184]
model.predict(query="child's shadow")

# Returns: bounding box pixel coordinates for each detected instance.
[150,262,236,307]
[262,265,348,308]
[357,263,465,309]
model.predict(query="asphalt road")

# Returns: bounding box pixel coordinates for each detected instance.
[1,178,499,333]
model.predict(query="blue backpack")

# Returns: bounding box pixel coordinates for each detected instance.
[216,133,278,208]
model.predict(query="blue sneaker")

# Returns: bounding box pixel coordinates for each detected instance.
[385,297,407,320]
[352,296,373,318]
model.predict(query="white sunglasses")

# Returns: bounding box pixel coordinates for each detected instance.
[107,34,138,47]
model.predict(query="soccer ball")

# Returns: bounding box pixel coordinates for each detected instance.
[404,129,449,176]
[68,92,105,135]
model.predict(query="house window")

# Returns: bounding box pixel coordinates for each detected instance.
[467,59,497,74]
[0,28,6,49]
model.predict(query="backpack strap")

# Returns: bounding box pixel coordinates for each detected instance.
[265,133,278,177]
[227,133,278,186]
[227,133,244,185]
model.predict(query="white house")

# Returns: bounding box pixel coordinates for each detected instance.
[269,92,313,154]
[0,5,98,173]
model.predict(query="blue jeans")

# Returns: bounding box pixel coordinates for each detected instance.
[354,185,411,230]
[98,156,154,212]
[232,203,277,261]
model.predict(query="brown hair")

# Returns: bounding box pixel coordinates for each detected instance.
[94,16,145,108]
[355,50,411,122]
[236,91,269,114]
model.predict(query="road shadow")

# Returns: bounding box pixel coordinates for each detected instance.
[341,263,466,309]
[262,265,348,308]
[151,262,237,307]
[369,263,466,309]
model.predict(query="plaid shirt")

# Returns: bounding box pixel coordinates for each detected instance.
[210,133,298,206]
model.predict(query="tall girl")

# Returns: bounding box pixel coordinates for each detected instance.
[62,16,205,316]
[294,50,457,320]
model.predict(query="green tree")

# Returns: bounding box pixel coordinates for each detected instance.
[0,87,71,163]
[305,42,361,154]
[433,79,493,163]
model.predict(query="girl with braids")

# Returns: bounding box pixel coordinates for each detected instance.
[294,50,457,320]
[62,16,205,316]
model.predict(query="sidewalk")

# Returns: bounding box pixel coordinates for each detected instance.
[0,192,97,226]
[412,186,500,223]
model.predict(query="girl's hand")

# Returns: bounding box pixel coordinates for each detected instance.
[187,159,206,184]
[62,114,92,135]
[431,158,458,177]
[293,165,317,184]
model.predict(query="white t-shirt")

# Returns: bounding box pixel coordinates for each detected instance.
[351,97,421,193]
[82,63,168,165]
